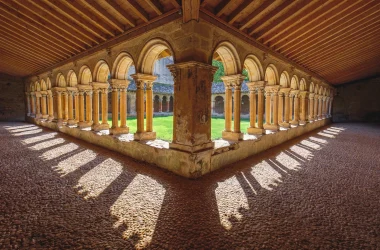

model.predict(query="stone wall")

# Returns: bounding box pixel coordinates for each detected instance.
[0,73,24,121]
[333,77,380,122]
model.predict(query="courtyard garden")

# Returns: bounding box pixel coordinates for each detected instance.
[108,115,251,141]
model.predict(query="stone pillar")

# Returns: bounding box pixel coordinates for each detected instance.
[77,85,93,128]
[257,87,264,130]
[92,89,100,127]
[41,91,48,119]
[246,82,266,134]
[299,91,308,125]
[25,93,31,116]
[74,92,79,122]
[47,91,54,121]
[323,96,328,118]
[56,91,63,122]
[289,94,293,123]
[221,74,245,140]
[63,91,69,123]
[91,82,110,131]
[278,92,283,124]
[159,97,163,113]
[264,85,280,131]
[166,97,170,112]
[66,87,77,126]
[168,61,217,152]
[290,90,300,125]
[309,93,314,122]
[328,97,333,117]
[31,93,36,116]
[279,88,290,128]
[35,92,42,119]
[79,92,85,123]
[131,73,157,140]
[101,89,109,126]
[110,79,130,135]
[313,94,319,120]
[318,96,322,119]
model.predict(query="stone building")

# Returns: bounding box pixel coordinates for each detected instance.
[0,1,379,249]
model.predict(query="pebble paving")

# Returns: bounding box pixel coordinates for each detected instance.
[0,122,379,249]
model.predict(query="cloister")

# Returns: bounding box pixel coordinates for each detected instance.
[0,0,379,249]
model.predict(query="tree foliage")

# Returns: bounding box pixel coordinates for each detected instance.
[212,60,249,82]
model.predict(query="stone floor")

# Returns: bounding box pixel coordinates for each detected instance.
[0,122,379,249]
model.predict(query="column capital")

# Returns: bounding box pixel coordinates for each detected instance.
[279,87,291,95]
[290,89,300,97]
[299,91,309,99]
[221,74,245,88]
[167,61,218,84]
[91,82,109,90]
[66,87,78,94]
[111,79,130,89]
[40,90,48,96]
[309,93,315,99]
[35,91,42,98]
[264,85,280,93]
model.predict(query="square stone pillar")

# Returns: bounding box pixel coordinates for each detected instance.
[131,73,157,141]
[246,81,265,134]
[279,88,291,128]
[167,61,217,152]
[110,79,130,135]
[221,74,245,141]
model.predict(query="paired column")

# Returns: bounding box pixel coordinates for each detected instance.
[47,90,54,121]
[318,96,323,119]
[246,81,265,134]
[30,92,36,117]
[290,90,300,125]
[110,79,130,135]
[278,88,291,128]
[66,87,78,126]
[313,94,319,120]
[168,61,217,152]
[25,93,31,116]
[77,85,93,129]
[63,92,69,122]
[91,82,110,131]
[131,73,157,141]
[263,85,280,131]
[308,93,315,122]
[299,91,309,125]
[328,97,333,117]
[41,91,48,119]
[221,74,245,141]
[35,92,42,119]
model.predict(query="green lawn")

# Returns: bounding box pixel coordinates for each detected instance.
[108,115,250,141]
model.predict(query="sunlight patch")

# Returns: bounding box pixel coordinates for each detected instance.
[309,136,327,144]
[22,132,57,144]
[75,158,123,199]
[300,140,321,150]
[111,174,166,249]
[29,138,65,151]
[53,150,97,176]
[317,132,335,138]
[215,176,249,230]
[290,145,313,160]
[250,160,282,190]
[12,129,43,136]
[276,152,302,170]
[40,143,79,160]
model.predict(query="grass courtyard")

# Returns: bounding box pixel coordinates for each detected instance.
[108,115,250,141]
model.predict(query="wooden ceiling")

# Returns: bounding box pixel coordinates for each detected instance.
[201,0,380,85]
[0,0,379,85]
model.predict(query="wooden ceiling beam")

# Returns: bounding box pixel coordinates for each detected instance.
[80,0,124,33]
[277,0,377,54]
[253,0,321,40]
[168,0,181,9]
[182,0,200,23]
[124,0,150,23]
[0,9,78,55]
[324,59,380,82]
[227,0,257,25]
[103,0,136,27]
[145,0,164,15]
[1,0,86,51]
[239,0,275,31]
[248,0,295,35]
[215,0,234,17]
[0,48,46,68]
[0,60,38,76]
[0,18,69,59]
[26,0,102,45]
[62,0,116,37]
[41,0,108,41]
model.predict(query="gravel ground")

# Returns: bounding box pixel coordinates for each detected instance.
[0,122,379,249]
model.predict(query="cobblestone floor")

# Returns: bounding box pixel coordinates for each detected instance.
[0,122,379,249]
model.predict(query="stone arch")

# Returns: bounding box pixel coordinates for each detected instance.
[112,52,135,79]
[241,95,249,114]
[290,75,299,90]
[319,86,324,95]
[34,81,41,91]
[315,85,319,94]
[280,71,290,88]
[310,82,315,93]
[300,78,307,91]
[67,70,78,87]
[40,79,47,91]
[214,95,224,114]
[29,82,35,92]
[79,66,93,85]
[154,95,160,112]
[94,60,110,83]
[138,38,175,75]
[56,73,66,87]
[265,64,278,85]
[213,41,242,75]
[243,54,263,81]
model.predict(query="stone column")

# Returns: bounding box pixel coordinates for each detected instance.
[47,90,54,121]
[79,92,85,124]
[221,74,245,140]
[273,91,279,126]
[25,93,31,116]
[278,92,284,124]
[110,79,130,135]
[328,97,333,117]
[30,93,36,116]
[289,94,293,123]
[279,88,290,128]
[77,85,93,128]
[257,87,264,130]
[92,89,100,128]
[159,97,162,113]
[309,93,314,122]
[168,61,217,152]
[86,90,93,125]
[101,89,110,129]
[290,90,300,125]
[131,73,157,140]
[90,83,110,131]
[246,82,265,134]
[41,91,48,119]
[299,91,308,125]
[318,96,322,119]
[66,87,77,126]
[56,91,63,122]
[74,92,79,122]
[35,92,42,119]
[313,94,319,120]
[265,91,271,126]
[264,85,280,131]
[166,97,170,112]
[63,91,69,123]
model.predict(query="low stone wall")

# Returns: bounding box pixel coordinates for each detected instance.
[27,117,331,178]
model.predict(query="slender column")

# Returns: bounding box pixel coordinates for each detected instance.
[35,93,41,118]
[146,82,154,132]
[278,92,283,124]
[309,94,314,121]
[284,92,290,123]
[248,87,256,129]
[314,94,318,120]
[48,92,54,121]
[101,89,109,125]
[166,97,170,112]
[79,92,85,123]
[257,88,264,129]
[111,87,119,130]
[318,96,322,119]
[86,91,93,124]
[273,92,279,126]
[41,93,47,118]
[265,91,271,125]
[289,95,293,122]
[247,81,266,134]
[56,91,62,121]
[294,94,300,123]
[25,93,31,116]
[224,85,232,132]
[135,80,144,133]
[92,89,100,126]
[74,92,79,121]
[67,91,74,123]
[159,97,162,113]
[30,93,35,116]
[120,88,127,128]
[299,92,308,124]
[63,92,69,122]
[233,84,242,133]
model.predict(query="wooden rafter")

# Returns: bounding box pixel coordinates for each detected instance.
[227,0,257,25]
[145,0,164,15]
[182,0,200,23]
[103,0,136,27]
[239,1,276,31]
[124,0,150,23]
[215,0,234,17]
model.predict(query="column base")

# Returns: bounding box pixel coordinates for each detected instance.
[41,114,49,119]
[169,141,214,153]
[247,127,265,135]
[299,120,308,125]
[263,124,279,131]
[36,114,42,119]
[67,119,78,126]
[290,120,299,126]
[48,116,54,121]
[78,121,92,129]
[134,131,156,141]
[279,122,290,128]
[308,117,314,122]
[222,131,244,141]
[92,123,110,131]
[111,126,130,135]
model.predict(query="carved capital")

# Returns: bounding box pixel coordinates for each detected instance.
[111,79,130,90]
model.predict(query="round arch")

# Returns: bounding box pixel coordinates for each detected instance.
[265,64,278,85]
[112,52,135,80]
[310,82,315,93]
[94,60,110,83]
[314,85,319,94]
[79,66,93,85]
[138,38,175,75]
[280,71,290,88]
[67,70,78,87]
[243,54,263,81]
[29,82,35,92]
[34,81,41,91]
[213,41,241,76]
[56,74,66,87]
[40,79,47,91]
[300,78,307,91]
[319,86,324,95]
[290,75,299,90]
